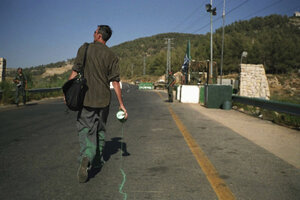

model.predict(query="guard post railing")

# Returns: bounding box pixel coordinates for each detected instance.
[232,95,300,116]
[0,87,62,101]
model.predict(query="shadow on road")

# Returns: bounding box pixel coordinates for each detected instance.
[89,137,130,179]
[103,137,130,160]
[25,103,38,106]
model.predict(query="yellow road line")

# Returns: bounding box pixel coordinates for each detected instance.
[156,91,235,200]
[156,91,164,99]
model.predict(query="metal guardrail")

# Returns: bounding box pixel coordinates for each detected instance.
[1,87,299,116]
[26,87,62,93]
[0,87,62,100]
[232,95,300,116]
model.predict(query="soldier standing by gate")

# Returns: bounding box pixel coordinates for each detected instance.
[167,71,175,102]
[13,68,27,106]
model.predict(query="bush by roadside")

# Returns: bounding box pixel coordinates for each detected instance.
[232,103,300,130]
[0,81,63,105]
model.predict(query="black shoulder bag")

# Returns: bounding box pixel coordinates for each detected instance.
[62,43,89,111]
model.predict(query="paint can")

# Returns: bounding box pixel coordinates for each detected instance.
[116,110,127,123]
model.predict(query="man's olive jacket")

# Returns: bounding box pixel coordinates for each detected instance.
[72,42,120,108]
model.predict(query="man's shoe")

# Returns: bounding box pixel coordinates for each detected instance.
[77,157,89,183]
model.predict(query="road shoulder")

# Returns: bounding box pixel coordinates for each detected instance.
[187,103,300,169]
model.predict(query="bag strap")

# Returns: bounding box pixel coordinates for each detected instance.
[79,43,89,77]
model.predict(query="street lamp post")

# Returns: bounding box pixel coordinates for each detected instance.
[241,51,248,65]
[220,0,226,85]
[206,1,216,84]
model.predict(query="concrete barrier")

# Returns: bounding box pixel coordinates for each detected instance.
[176,85,181,100]
[180,85,200,103]
[138,82,154,90]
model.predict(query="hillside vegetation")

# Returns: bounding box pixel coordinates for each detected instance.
[3,14,300,93]
[2,14,299,128]
[111,14,300,77]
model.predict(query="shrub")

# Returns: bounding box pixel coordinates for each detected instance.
[0,81,15,104]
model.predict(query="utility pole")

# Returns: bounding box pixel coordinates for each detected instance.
[143,55,146,76]
[165,38,173,78]
[131,63,134,77]
[210,0,213,81]
[206,1,216,83]
[241,51,248,65]
[220,0,226,85]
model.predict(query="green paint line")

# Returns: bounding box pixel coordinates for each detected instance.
[119,124,128,200]
[119,168,127,200]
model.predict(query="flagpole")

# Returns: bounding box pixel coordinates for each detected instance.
[182,40,190,85]
[187,40,190,84]
[210,0,213,83]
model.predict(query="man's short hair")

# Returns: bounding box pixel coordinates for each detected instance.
[98,25,112,42]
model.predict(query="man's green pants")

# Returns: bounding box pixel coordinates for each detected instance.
[77,106,109,167]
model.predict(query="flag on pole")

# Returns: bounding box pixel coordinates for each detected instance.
[181,40,191,73]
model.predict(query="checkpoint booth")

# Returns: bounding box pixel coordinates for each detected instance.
[176,59,232,109]
[176,84,232,109]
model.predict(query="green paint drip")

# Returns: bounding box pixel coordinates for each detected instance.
[119,124,127,200]
[85,137,96,160]
[79,128,96,161]
[119,169,127,200]
[98,131,105,152]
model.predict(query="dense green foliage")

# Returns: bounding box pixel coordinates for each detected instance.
[7,14,298,81]
[1,14,299,128]
[233,103,300,130]
[6,61,70,90]
[216,15,300,73]
[1,60,69,104]
[0,79,63,105]
[2,14,299,90]
[0,81,15,104]
[110,14,300,78]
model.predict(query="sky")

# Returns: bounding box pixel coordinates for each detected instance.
[0,0,299,69]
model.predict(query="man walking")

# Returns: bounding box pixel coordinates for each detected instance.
[68,25,128,183]
[13,68,27,106]
[167,71,175,102]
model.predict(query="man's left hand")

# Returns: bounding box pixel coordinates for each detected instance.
[119,105,128,119]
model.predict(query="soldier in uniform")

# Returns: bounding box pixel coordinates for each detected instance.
[167,71,175,102]
[13,68,27,106]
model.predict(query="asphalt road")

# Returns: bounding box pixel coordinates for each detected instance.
[0,83,299,200]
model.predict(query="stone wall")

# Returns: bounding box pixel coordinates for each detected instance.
[0,58,6,82]
[239,64,270,99]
